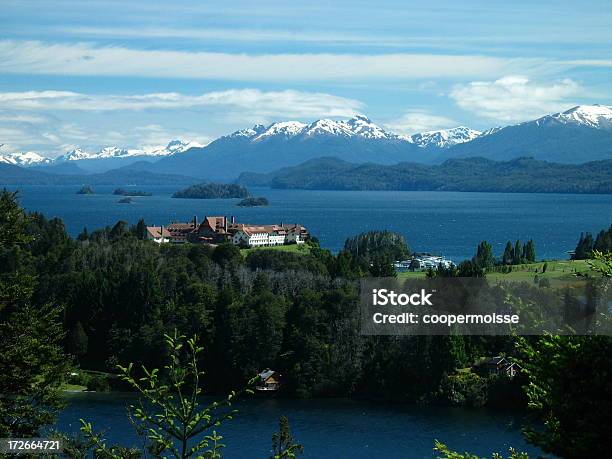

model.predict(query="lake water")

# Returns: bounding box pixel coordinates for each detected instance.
[57,393,541,458]
[7,185,612,260]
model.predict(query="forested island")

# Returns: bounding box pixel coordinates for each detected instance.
[237,196,269,207]
[113,188,152,196]
[237,156,612,194]
[76,185,94,194]
[172,182,250,199]
[1,190,611,458]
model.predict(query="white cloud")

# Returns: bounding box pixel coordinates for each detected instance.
[0,40,540,81]
[0,88,364,155]
[0,89,362,118]
[133,124,212,148]
[384,111,459,135]
[450,76,582,122]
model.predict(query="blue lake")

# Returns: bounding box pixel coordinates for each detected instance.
[57,393,541,458]
[8,185,612,261]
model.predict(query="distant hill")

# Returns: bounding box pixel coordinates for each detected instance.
[237,157,612,194]
[31,161,89,175]
[0,163,199,186]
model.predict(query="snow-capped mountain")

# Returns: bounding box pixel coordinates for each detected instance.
[1,140,205,174]
[0,151,52,166]
[535,104,612,129]
[4,106,612,181]
[155,115,427,181]
[409,126,482,149]
[447,105,612,163]
[55,140,203,163]
[230,115,405,143]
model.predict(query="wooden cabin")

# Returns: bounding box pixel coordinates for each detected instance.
[256,369,281,392]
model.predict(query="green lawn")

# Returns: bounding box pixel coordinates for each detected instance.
[485,259,592,286]
[240,244,312,256]
[61,383,87,392]
[398,259,594,287]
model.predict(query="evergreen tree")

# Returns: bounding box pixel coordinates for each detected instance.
[0,190,70,437]
[69,321,89,362]
[270,416,303,459]
[473,241,495,268]
[523,239,536,263]
[573,232,594,259]
[109,220,129,240]
[593,225,612,253]
[502,241,514,265]
[77,226,89,241]
[369,255,396,277]
[133,218,148,240]
[513,240,523,264]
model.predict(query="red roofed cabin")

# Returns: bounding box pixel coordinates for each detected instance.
[147,216,309,247]
[145,226,171,244]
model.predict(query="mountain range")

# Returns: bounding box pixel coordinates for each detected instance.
[1,105,612,182]
[0,140,202,173]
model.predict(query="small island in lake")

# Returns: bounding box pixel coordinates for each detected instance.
[237,196,269,207]
[172,183,250,199]
[117,197,134,203]
[76,185,94,195]
[113,188,152,197]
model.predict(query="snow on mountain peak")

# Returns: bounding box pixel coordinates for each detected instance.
[549,104,612,128]
[410,126,482,148]
[253,121,308,141]
[60,148,93,161]
[345,115,389,139]
[228,124,266,139]
[0,151,52,166]
[303,119,354,137]
[98,146,129,158]
[154,139,203,155]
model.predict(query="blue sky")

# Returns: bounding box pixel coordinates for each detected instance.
[1,0,611,156]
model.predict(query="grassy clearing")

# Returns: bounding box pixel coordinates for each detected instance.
[240,244,312,256]
[398,259,594,287]
[61,383,87,392]
[485,259,592,286]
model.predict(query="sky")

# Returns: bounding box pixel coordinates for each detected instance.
[1,0,611,156]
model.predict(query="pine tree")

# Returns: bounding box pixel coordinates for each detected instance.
[502,241,514,265]
[0,190,70,437]
[574,232,595,259]
[133,218,147,240]
[523,239,536,263]
[473,241,495,268]
[77,226,89,241]
[513,240,523,264]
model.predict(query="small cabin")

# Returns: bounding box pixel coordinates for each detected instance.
[473,356,521,378]
[256,369,281,392]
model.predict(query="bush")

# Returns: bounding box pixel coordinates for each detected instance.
[437,372,487,407]
[86,375,110,392]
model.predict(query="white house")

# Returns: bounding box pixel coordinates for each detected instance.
[232,226,271,247]
[231,224,304,247]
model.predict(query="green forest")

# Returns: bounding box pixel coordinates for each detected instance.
[172,183,250,199]
[237,156,612,194]
[1,190,611,458]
